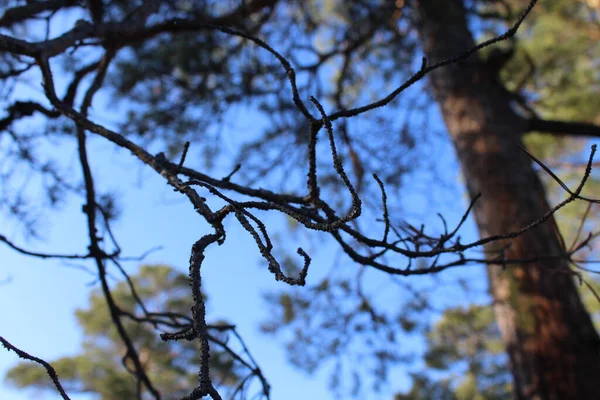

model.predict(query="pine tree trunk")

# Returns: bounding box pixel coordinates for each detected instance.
[415,1,600,398]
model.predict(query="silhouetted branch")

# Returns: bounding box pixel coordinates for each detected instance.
[0,336,71,400]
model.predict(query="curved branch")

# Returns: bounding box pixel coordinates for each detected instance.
[0,336,71,400]
[0,234,89,259]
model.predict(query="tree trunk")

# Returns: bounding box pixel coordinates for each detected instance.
[415,1,600,398]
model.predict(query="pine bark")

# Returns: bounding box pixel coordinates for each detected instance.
[415,1,600,398]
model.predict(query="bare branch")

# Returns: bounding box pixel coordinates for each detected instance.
[0,336,71,400]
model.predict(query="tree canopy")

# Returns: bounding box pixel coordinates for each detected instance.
[5,265,242,399]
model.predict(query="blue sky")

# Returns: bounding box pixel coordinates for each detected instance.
[0,133,338,400]
[0,110,485,399]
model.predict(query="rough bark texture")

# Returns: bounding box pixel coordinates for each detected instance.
[415,1,600,398]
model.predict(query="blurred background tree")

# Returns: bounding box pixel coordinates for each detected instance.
[4,265,242,399]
